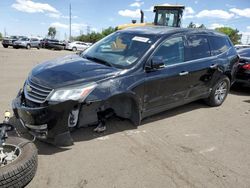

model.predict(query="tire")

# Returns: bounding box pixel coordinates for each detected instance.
[3,45,8,48]
[205,76,230,107]
[72,47,77,52]
[0,137,38,188]
[26,44,31,50]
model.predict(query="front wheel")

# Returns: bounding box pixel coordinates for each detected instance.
[72,47,77,52]
[205,76,230,107]
[2,45,8,48]
[26,44,31,49]
[0,137,38,188]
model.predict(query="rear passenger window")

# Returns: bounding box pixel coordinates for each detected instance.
[185,35,210,61]
[153,37,184,65]
[208,36,231,56]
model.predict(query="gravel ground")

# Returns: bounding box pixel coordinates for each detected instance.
[0,45,250,188]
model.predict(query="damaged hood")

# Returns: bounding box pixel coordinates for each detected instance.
[30,54,121,88]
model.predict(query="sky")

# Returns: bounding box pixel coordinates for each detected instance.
[0,0,250,43]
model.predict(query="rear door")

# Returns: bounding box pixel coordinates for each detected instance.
[182,34,216,100]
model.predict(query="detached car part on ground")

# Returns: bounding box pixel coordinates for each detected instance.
[12,26,239,146]
[235,48,250,86]
[0,112,37,188]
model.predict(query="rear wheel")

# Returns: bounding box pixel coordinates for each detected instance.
[0,137,38,188]
[205,76,230,107]
[2,45,8,48]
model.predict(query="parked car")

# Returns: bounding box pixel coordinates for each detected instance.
[43,39,65,50]
[13,37,40,49]
[2,36,25,48]
[235,48,250,86]
[66,41,91,51]
[12,26,239,146]
[235,44,250,50]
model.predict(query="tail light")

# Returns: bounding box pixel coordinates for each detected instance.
[242,64,250,70]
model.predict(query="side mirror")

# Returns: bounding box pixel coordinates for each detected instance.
[146,56,165,71]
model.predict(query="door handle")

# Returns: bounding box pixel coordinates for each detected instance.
[210,64,218,69]
[179,71,189,76]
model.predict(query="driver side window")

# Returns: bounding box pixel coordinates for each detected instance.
[153,37,184,66]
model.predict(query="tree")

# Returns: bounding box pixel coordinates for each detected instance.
[0,32,2,41]
[187,22,196,28]
[75,27,116,43]
[215,27,242,44]
[101,27,116,37]
[48,27,56,39]
[187,22,206,29]
[198,24,206,29]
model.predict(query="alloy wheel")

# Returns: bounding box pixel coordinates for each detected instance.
[214,81,228,104]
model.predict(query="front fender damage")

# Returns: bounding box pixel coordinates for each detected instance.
[12,94,79,147]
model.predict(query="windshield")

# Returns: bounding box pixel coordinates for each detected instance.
[20,38,29,41]
[156,10,179,27]
[81,32,158,69]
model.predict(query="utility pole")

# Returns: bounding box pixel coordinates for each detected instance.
[246,35,250,45]
[4,28,6,37]
[69,3,72,41]
[86,25,90,34]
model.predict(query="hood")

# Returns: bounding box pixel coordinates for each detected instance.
[30,54,120,88]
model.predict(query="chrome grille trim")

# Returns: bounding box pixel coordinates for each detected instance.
[24,79,53,103]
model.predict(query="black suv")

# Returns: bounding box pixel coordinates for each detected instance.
[12,27,239,146]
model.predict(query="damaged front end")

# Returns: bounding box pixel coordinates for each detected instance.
[12,79,98,146]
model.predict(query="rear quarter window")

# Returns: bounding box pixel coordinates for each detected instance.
[208,36,231,56]
[185,35,211,61]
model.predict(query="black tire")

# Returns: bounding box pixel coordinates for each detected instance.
[3,45,8,48]
[205,76,230,107]
[26,44,31,50]
[0,137,38,188]
[37,44,40,50]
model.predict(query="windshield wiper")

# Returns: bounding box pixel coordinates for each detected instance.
[83,55,113,67]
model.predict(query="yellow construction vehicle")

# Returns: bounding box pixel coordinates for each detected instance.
[117,5,185,30]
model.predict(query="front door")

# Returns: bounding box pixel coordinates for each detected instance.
[143,36,191,116]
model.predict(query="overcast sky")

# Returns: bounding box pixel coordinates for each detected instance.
[0,0,249,43]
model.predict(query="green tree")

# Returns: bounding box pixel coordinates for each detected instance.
[48,27,56,39]
[75,27,116,43]
[0,32,2,41]
[215,27,242,44]
[101,27,115,37]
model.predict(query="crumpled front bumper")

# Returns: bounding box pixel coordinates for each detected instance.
[12,95,79,146]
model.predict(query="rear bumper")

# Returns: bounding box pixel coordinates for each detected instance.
[12,96,78,146]
[235,72,250,85]
[235,78,250,85]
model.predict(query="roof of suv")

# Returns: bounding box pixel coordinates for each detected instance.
[120,26,226,37]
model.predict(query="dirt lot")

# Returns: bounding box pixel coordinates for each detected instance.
[0,45,250,188]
